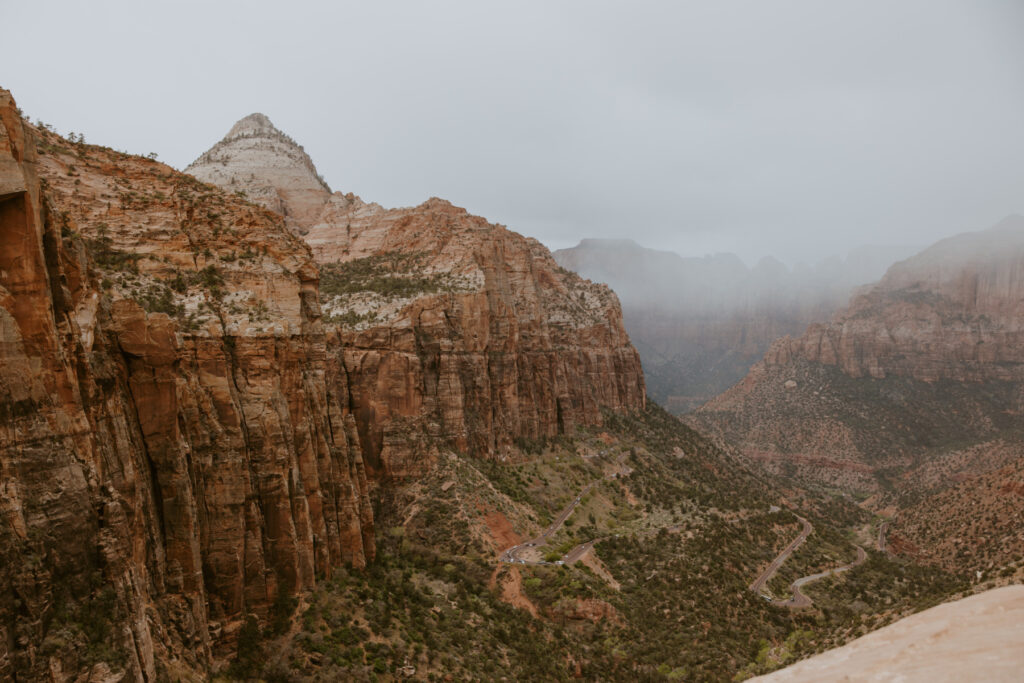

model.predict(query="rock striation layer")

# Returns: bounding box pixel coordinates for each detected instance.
[1,98,646,681]
[0,90,372,681]
[759,215,1024,384]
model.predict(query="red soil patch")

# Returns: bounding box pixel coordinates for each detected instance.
[999,481,1024,497]
[887,532,920,556]
[482,510,521,553]
[498,567,539,618]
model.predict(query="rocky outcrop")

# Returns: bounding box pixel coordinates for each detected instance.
[547,598,622,625]
[554,239,915,412]
[310,196,647,479]
[190,116,647,480]
[0,90,372,681]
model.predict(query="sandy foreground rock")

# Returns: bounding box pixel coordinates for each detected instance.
[753,585,1024,682]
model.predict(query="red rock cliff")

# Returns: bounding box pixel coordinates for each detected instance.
[691,216,1024,493]
[760,215,1024,383]
[189,116,647,480]
[0,90,372,681]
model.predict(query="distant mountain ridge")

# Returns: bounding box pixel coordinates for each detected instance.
[554,238,917,412]
[690,214,1024,572]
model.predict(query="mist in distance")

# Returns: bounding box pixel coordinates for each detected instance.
[4,0,1022,266]
[554,238,922,314]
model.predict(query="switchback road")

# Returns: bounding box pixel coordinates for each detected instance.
[777,545,867,608]
[500,454,629,567]
[749,514,868,609]
[501,483,596,565]
[749,515,813,594]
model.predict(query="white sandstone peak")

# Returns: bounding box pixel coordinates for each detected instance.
[186,112,332,231]
[226,112,279,138]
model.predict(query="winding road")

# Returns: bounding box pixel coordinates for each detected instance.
[500,454,629,566]
[500,454,891,610]
[749,515,813,595]
[778,545,867,608]
[501,484,596,565]
[751,515,883,608]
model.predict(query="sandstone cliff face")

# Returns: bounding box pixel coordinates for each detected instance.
[190,117,647,480]
[1,100,646,680]
[760,216,1024,384]
[309,196,647,479]
[0,91,372,681]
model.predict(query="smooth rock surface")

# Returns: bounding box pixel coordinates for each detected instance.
[753,585,1024,682]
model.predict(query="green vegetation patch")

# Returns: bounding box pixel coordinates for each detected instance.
[86,225,142,273]
[319,252,448,301]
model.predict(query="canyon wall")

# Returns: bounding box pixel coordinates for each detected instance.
[691,216,1024,494]
[189,117,647,481]
[1,97,646,680]
[0,90,373,681]
[759,215,1024,383]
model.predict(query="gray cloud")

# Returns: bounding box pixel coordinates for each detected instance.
[4,0,1022,264]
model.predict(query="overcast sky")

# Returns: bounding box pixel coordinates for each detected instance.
[4,0,1023,264]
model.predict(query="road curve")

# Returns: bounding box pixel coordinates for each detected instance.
[501,487,590,565]
[500,454,629,567]
[563,539,600,564]
[749,515,813,594]
[778,545,867,608]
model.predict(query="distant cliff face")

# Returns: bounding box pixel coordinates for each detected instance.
[764,215,1024,384]
[553,239,914,412]
[190,117,647,479]
[690,217,1024,567]
[0,91,372,681]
